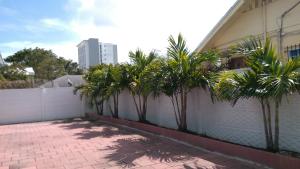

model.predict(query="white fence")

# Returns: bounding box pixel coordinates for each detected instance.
[1,87,299,153]
[96,89,300,153]
[0,87,84,124]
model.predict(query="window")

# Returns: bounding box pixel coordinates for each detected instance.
[228,57,246,69]
[286,44,300,59]
[288,49,300,59]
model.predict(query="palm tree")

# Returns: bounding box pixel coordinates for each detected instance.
[216,37,300,151]
[74,65,107,115]
[74,82,104,115]
[215,38,278,151]
[104,64,127,118]
[161,34,218,131]
[215,69,274,150]
[127,49,159,122]
[260,57,300,151]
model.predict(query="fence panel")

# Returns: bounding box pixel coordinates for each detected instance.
[0,87,84,125]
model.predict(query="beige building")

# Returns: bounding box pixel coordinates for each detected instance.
[195,0,300,69]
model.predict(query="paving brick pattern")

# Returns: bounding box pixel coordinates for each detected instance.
[0,119,269,169]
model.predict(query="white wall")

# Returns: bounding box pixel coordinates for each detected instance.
[100,88,300,153]
[0,87,84,124]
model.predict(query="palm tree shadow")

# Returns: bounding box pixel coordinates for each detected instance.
[101,136,251,169]
[50,120,258,169]
[51,119,95,130]
[102,137,199,168]
[52,119,133,139]
[74,125,132,139]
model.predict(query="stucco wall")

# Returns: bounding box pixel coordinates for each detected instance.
[100,88,300,153]
[0,87,84,124]
[207,0,300,54]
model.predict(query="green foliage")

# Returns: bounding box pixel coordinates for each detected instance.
[4,48,53,70]
[127,49,160,122]
[57,57,83,75]
[76,34,219,127]
[213,71,239,102]
[5,47,82,81]
[74,64,128,117]
[36,57,66,81]
[0,74,5,81]
[0,65,27,81]
[74,65,107,115]
[160,34,219,131]
[214,37,300,152]
[76,34,300,152]
[0,80,32,89]
[103,64,128,118]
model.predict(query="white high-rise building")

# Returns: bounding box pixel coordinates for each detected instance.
[77,38,100,69]
[99,43,118,64]
[0,52,5,66]
[77,38,118,69]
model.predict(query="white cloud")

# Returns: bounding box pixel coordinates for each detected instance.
[0,41,77,61]
[1,0,237,63]
[65,0,237,62]
[40,18,68,30]
[0,6,17,16]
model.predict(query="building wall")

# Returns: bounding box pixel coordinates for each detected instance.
[78,39,118,69]
[98,88,300,153]
[0,53,4,65]
[0,88,84,124]
[99,43,118,64]
[87,38,100,67]
[78,38,100,69]
[206,0,300,59]
[77,41,88,69]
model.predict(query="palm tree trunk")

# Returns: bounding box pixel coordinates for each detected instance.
[132,95,142,120]
[274,101,280,152]
[114,93,119,118]
[170,95,180,126]
[99,101,103,115]
[175,93,181,123]
[182,91,188,131]
[179,87,187,131]
[139,96,148,122]
[260,99,270,150]
[266,99,273,149]
[108,102,113,116]
[94,98,100,115]
[138,94,142,119]
[110,94,118,118]
[179,89,184,130]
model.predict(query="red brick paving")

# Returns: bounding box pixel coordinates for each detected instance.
[0,119,269,169]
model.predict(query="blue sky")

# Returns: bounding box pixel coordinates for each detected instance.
[0,0,236,62]
[0,0,74,42]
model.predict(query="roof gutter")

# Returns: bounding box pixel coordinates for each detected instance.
[194,0,245,52]
[279,0,300,55]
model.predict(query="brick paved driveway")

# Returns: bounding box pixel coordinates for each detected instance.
[0,119,268,169]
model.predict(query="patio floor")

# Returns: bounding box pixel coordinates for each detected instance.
[0,119,269,169]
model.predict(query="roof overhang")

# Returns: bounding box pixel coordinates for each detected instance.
[194,0,245,52]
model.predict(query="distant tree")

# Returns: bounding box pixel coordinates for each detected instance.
[57,57,83,75]
[0,74,5,81]
[0,65,27,81]
[5,48,82,80]
[36,58,66,83]
[5,48,56,76]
